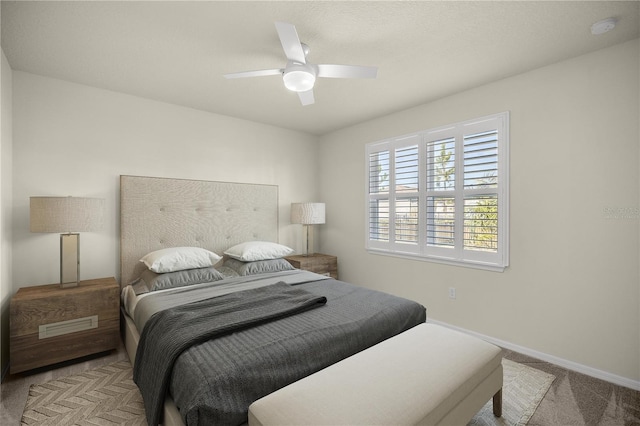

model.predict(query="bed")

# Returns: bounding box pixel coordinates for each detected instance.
[119,175,426,426]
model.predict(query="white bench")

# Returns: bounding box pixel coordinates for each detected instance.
[249,323,503,426]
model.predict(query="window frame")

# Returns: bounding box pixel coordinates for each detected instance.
[365,112,509,272]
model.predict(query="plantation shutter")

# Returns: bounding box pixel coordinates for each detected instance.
[463,130,498,189]
[365,112,508,271]
[368,148,390,243]
[463,128,499,254]
[426,137,456,250]
[394,145,419,245]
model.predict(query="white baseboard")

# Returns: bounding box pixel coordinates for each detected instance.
[427,319,640,391]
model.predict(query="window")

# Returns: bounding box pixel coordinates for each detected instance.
[365,112,509,271]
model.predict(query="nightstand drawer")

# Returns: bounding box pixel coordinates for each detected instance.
[10,277,120,373]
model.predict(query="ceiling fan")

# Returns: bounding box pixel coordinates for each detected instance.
[223,22,378,106]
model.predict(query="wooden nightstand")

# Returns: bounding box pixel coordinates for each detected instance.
[284,253,338,279]
[10,277,120,374]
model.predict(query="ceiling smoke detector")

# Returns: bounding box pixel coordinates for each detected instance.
[591,18,617,35]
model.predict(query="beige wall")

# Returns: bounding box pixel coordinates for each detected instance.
[318,39,640,384]
[11,72,319,289]
[1,49,13,378]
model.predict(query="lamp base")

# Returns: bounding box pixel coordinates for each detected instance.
[303,224,316,257]
[60,233,80,288]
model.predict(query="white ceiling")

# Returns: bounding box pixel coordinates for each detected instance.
[2,1,639,135]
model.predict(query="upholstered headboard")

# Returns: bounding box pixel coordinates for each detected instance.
[120,175,278,287]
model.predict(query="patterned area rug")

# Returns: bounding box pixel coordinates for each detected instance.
[469,359,555,426]
[21,361,145,425]
[21,358,554,425]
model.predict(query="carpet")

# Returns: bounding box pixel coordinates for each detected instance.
[21,358,554,425]
[20,360,145,425]
[469,359,555,426]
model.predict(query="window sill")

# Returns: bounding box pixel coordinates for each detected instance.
[366,249,507,272]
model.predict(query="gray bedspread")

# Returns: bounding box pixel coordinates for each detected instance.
[134,282,328,426]
[166,278,426,425]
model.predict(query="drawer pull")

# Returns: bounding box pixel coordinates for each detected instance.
[38,315,98,339]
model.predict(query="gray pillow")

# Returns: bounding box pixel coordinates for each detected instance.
[224,258,295,276]
[130,266,225,294]
[215,265,240,279]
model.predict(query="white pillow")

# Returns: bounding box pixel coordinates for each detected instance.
[140,247,222,273]
[224,241,294,262]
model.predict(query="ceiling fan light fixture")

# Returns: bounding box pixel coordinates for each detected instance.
[283,64,316,92]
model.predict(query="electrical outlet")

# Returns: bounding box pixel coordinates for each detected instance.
[448,287,456,299]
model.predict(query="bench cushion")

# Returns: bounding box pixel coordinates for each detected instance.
[248,323,503,426]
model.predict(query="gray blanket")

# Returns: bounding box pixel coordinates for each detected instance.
[169,278,426,425]
[133,282,328,426]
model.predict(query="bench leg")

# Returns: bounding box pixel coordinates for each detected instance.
[492,389,502,417]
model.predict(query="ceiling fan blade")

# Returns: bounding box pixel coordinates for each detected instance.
[224,69,283,79]
[317,64,378,79]
[298,89,315,106]
[275,21,306,64]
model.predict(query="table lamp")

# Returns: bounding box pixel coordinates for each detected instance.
[30,196,105,287]
[290,202,325,256]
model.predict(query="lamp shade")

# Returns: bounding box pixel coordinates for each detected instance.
[30,196,105,233]
[290,202,325,225]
